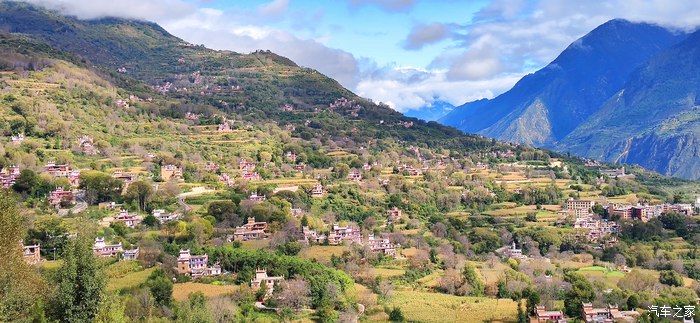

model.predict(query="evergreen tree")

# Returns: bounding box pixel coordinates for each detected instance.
[50,233,106,322]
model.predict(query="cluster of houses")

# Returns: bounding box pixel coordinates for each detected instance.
[0,165,20,188]
[44,162,80,187]
[607,203,695,221]
[564,199,619,245]
[562,198,697,245]
[300,223,399,257]
[534,303,639,322]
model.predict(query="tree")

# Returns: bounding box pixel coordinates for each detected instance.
[124,180,153,211]
[142,214,158,227]
[50,233,106,322]
[275,278,311,312]
[462,263,485,296]
[388,307,405,322]
[659,270,684,287]
[517,301,527,323]
[147,269,173,307]
[79,171,123,204]
[0,190,44,321]
[94,294,127,323]
[563,272,594,318]
[207,200,240,225]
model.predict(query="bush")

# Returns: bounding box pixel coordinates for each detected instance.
[659,270,684,287]
[388,307,405,322]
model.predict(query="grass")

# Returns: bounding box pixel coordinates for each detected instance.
[107,265,156,292]
[371,267,406,278]
[240,239,271,250]
[299,245,348,263]
[172,282,237,301]
[577,266,625,287]
[485,204,561,217]
[383,290,518,322]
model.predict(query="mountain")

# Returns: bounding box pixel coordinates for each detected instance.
[0,1,499,152]
[559,29,700,179]
[439,19,685,146]
[403,100,455,121]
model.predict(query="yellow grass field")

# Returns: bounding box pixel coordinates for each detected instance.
[173,282,237,301]
[299,245,348,263]
[384,290,518,322]
[371,267,406,278]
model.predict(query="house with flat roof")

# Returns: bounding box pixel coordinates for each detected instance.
[93,237,123,257]
[328,224,362,245]
[23,243,41,265]
[251,269,284,298]
[233,217,269,241]
[177,249,221,278]
[367,234,397,257]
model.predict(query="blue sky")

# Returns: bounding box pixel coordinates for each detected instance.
[29,0,700,112]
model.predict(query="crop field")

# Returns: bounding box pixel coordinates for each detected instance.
[172,282,237,301]
[106,261,156,292]
[485,204,561,217]
[383,290,518,322]
[299,245,348,263]
[371,267,406,278]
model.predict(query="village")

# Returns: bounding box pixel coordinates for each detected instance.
[3,9,700,321]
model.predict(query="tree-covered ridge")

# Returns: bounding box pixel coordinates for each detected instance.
[0,1,502,153]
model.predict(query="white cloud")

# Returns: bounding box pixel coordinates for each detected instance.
[356,68,521,112]
[25,0,194,21]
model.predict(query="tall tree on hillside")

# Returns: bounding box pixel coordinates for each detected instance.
[79,171,123,204]
[49,233,106,322]
[0,189,44,321]
[125,180,154,211]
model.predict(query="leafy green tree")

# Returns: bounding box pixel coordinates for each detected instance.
[462,263,485,296]
[49,233,106,322]
[0,190,44,321]
[207,200,240,225]
[94,294,127,323]
[79,171,123,204]
[12,169,54,198]
[124,180,153,211]
[659,270,684,287]
[147,269,173,307]
[388,307,405,322]
[563,272,595,318]
[142,214,158,227]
